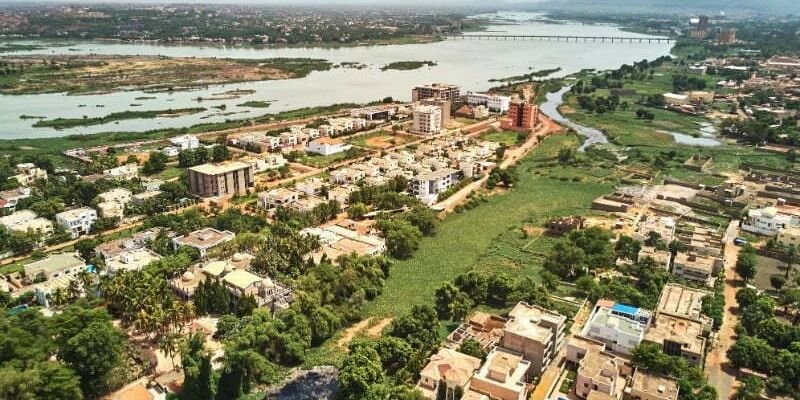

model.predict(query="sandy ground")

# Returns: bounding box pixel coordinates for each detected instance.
[336,317,394,349]
[705,220,743,400]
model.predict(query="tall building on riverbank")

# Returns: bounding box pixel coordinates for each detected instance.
[188,161,254,198]
[501,100,539,132]
[412,83,460,102]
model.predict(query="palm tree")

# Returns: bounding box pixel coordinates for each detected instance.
[159,333,180,371]
[787,244,799,279]
[51,288,67,308]
[66,279,82,302]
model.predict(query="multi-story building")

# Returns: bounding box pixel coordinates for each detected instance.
[56,207,98,238]
[657,283,713,332]
[0,210,53,238]
[501,302,566,375]
[582,300,650,355]
[672,252,721,287]
[169,134,201,151]
[13,163,47,186]
[258,188,300,210]
[96,188,133,219]
[717,29,736,44]
[643,312,707,366]
[742,206,794,236]
[412,83,460,102]
[172,227,235,258]
[409,168,461,205]
[412,105,443,136]
[465,92,512,112]
[416,348,482,399]
[567,336,628,400]
[500,100,538,132]
[23,252,86,284]
[0,187,31,212]
[188,161,255,198]
[466,347,531,400]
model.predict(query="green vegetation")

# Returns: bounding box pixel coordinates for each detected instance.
[480,130,528,147]
[363,134,613,317]
[0,43,47,53]
[380,60,437,71]
[237,100,273,108]
[294,147,366,168]
[490,67,562,83]
[33,108,206,130]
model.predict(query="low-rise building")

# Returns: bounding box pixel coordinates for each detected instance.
[103,163,139,181]
[742,206,794,236]
[23,252,85,284]
[467,347,530,400]
[410,168,461,205]
[502,302,566,375]
[94,229,161,263]
[13,163,47,186]
[97,188,133,219]
[637,246,672,271]
[643,312,706,366]
[105,248,162,274]
[625,370,679,400]
[330,167,366,184]
[0,210,53,237]
[416,348,482,399]
[0,187,31,212]
[302,224,386,263]
[169,134,201,151]
[307,137,352,156]
[188,161,255,198]
[634,216,676,244]
[663,93,689,106]
[56,207,97,238]
[672,252,721,287]
[657,283,713,332]
[258,188,300,210]
[295,178,326,197]
[448,312,507,350]
[582,301,649,355]
[172,228,235,258]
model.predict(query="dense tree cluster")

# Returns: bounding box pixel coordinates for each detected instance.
[632,343,717,400]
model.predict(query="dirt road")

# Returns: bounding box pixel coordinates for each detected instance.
[705,220,742,400]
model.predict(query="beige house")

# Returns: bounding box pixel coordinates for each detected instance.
[501,302,566,375]
[625,370,679,400]
[416,348,482,399]
[172,228,235,258]
[672,252,721,287]
[643,313,706,366]
[657,283,713,333]
[466,347,530,400]
[566,336,628,400]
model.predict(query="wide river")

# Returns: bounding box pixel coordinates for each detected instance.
[0,12,672,139]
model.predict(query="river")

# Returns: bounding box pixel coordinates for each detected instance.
[0,12,672,139]
[539,86,610,151]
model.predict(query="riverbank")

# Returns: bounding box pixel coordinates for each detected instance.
[32,108,206,130]
[0,55,333,95]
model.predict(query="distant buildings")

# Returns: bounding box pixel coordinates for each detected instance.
[103,163,139,181]
[412,83,461,102]
[188,161,255,198]
[412,105,444,136]
[169,134,201,151]
[56,207,98,238]
[306,137,352,156]
[500,100,538,132]
[172,227,235,258]
[717,29,736,44]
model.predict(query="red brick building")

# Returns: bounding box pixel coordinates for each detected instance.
[500,100,539,132]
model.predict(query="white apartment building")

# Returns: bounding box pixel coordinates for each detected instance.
[465,91,512,112]
[103,163,139,181]
[307,137,352,156]
[56,207,98,238]
[410,168,461,205]
[742,206,795,236]
[582,301,649,355]
[412,105,443,136]
[169,134,201,151]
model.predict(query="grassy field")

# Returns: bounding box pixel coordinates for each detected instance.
[362,134,613,317]
[347,130,416,149]
[296,148,366,168]
[480,130,523,147]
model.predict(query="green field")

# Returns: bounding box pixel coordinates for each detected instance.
[362,134,613,317]
[480,130,523,147]
[296,148,366,168]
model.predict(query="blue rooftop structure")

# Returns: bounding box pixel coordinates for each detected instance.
[611,302,651,324]
[612,303,639,315]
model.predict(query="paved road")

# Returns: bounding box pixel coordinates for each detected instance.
[705,220,742,400]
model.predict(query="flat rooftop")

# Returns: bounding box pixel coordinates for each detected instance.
[629,370,680,400]
[506,302,565,343]
[657,283,711,320]
[174,228,234,249]
[586,307,646,337]
[644,313,706,355]
[189,161,250,175]
[24,252,85,277]
[674,252,716,274]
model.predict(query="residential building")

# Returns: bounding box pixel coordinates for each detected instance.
[327,185,357,205]
[582,301,649,355]
[307,137,352,156]
[258,188,300,210]
[643,312,706,366]
[634,216,676,244]
[330,167,366,184]
[105,248,162,274]
[501,302,566,375]
[13,163,47,186]
[409,168,461,205]
[172,228,235,258]
[188,161,255,198]
[94,229,161,263]
[103,163,139,181]
[447,312,508,350]
[466,347,530,400]
[567,337,627,400]
[500,100,538,132]
[657,283,713,332]
[351,106,395,121]
[412,83,460,102]
[302,224,386,263]
[23,252,85,284]
[465,92,512,112]
[637,246,672,271]
[295,178,326,197]
[416,348,482,399]
[742,206,794,236]
[56,207,98,238]
[412,105,443,135]
[0,187,31,212]
[778,226,800,247]
[0,210,53,237]
[625,370,679,400]
[169,134,201,151]
[672,252,721,287]
[97,188,133,219]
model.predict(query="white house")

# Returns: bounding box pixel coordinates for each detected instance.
[56,207,98,238]
[582,301,649,355]
[170,134,201,151]
[0,210,53,237]
[96,188,133,219]
[409,168,461,205]
[103,163,139,181]
[742,206,794,236]
[411,105,443,136]
[307,137,352,156]
[465,91,512,112]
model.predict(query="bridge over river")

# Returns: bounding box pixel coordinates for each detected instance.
[444,34,673,44]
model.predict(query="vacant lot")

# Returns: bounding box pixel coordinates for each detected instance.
[753,254,793,293]
[480,130,523,147]
[348,130,416,149]
[363,134,613,317]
